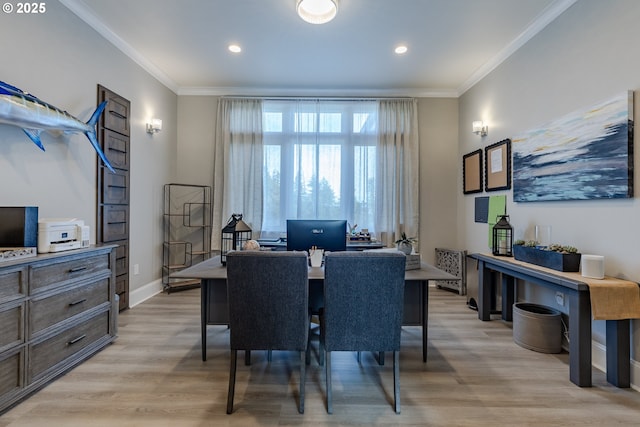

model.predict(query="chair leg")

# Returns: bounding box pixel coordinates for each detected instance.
[378,351,385,365]
[326,351,333,414]
[393,350,401,414]
[267,350,272,362]
[227,349,238,414]
[319,341,325,366]
[306,314,312,365]
[299,351,306,413]
[357,351,361,364]
[244,350,251,365]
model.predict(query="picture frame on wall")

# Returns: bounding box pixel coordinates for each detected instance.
[485,138,511,192]
[463,149,483,194]
[512,91,633,202]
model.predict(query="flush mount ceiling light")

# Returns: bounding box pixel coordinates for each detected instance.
[228,44,242,53]
[395,45,408,55]
[296,0,338,24]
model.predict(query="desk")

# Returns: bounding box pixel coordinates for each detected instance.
[257,239,385,251]
[173,255,458,363]
[470,253,634,388]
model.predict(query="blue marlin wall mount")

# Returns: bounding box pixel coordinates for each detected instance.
[0,80,115,172]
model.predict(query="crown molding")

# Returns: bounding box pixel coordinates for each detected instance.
[60,0,180,94]
[457,0,578,96]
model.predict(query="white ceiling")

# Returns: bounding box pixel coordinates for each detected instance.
[61,0,577,97]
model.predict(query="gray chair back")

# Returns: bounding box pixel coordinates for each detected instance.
[226,250,309,351]
[322,251,406,352]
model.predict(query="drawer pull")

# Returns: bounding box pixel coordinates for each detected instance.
[68,334,87,345]
[69,267,87,273]
[69,298,87,306]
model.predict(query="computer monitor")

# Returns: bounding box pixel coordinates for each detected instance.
[286,219,347,252]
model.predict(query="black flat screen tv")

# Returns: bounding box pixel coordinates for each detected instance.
[286,219,347,252]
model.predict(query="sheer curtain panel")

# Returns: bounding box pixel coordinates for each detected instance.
[212,98,264,251]
[375,99,420,248]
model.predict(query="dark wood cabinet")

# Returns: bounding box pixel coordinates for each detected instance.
[97,85,130,311]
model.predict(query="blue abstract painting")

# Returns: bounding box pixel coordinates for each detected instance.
[513,91,634,202]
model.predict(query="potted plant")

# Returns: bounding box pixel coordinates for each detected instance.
[395,232,417,255]
[513,240,581,272]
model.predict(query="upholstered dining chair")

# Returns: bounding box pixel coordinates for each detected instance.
[321,251,406,414]
[225,251,309,414]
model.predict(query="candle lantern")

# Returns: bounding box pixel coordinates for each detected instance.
[221,213,252,265]
[492,214,513,257]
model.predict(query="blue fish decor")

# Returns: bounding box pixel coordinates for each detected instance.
[0,80,115,172]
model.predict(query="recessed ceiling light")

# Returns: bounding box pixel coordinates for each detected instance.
[228,44,242,53]
[395,45,408,55]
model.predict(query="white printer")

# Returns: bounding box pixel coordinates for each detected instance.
[38,218,90,253]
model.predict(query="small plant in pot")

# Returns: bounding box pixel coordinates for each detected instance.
[395,232,417,255]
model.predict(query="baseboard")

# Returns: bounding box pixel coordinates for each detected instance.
[129,279,163,308]
[592,340,640,391]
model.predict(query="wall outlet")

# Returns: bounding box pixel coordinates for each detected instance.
[133,264,140,275]
[555,291,564,306]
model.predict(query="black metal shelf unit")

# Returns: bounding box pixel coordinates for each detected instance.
[163,183,212,293]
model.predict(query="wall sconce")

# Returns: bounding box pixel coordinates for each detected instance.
[146,118,162,134]
[472,120,488,137]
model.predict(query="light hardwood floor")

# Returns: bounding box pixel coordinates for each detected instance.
[2,286,639,426]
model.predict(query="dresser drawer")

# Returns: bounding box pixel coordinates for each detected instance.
[0,347,24,397]
[29,278,110,336]
[29,253,110,294]
[0,266,27,301]
[0,301,25,353]
[29,311,109,382]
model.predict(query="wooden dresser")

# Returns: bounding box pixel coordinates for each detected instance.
[0,245,117,414]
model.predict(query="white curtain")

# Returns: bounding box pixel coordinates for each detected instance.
[375,99,420,248]
[212,98,263,250]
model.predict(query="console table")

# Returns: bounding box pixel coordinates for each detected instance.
[173,255,458,363]
[470,253,640,388]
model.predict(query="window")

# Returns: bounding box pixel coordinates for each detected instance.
[261,100,378,237]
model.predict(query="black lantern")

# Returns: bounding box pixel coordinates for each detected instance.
[221,213,252,265]
[492,215,513,257]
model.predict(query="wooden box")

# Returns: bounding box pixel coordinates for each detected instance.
[512,245,581,272]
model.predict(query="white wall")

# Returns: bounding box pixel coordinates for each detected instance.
[417,98,459,262]
[176,96,218,186]
[458,0,640,384]
[0,2,177,297]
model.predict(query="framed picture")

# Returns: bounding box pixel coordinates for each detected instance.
[463,149,483,194]
[485,138,511,192]
[512,91,633,202]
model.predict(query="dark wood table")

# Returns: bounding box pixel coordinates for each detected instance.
[470,253,634,388]
[173,255,458,363]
